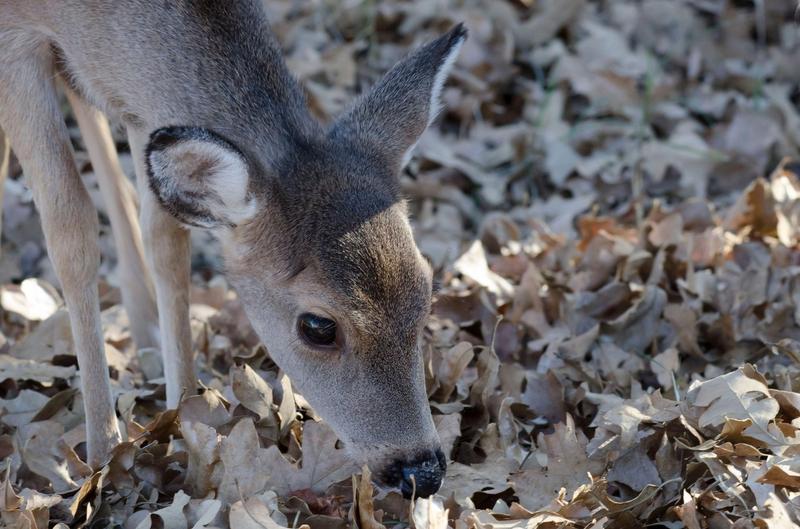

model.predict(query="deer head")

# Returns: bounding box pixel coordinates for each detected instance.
[145,24,467,498]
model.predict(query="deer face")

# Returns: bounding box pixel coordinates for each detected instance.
[145,25,466,497]
[226,165,443,497]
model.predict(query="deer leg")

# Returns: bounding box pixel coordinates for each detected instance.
[0,126,9,249]
[128,129,196,408]
[65,89,160,350]
[0,45,120,467]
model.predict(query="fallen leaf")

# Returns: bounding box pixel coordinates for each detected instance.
[134,490,191,529]
[0,278,62,321]
[231,364,275,421]
[411,496,449,529]
[217,418,269,505]
[511,416,596,511]
[689,366,780,443]
[230,495,308,529]
[453,241,514,301]
[261,420,357,495]
[351,466,385,529]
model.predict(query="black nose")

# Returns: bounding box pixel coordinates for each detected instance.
[399,449,446,499]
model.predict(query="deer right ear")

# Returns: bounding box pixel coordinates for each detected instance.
[146,126,257,229]
[330,24,467,170]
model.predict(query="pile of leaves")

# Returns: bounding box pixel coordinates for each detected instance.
[2,0,800,527]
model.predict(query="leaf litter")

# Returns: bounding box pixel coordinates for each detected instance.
[3,0,800,527]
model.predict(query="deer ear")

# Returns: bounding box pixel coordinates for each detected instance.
[331,23,467,169]
[146,126,257,228]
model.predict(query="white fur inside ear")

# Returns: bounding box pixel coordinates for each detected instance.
[428,34,466,125]
[200,143,258,225]
[154,138,256,227]
[400,34,466,168]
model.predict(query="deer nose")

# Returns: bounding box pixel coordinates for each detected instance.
[399,449,446,498]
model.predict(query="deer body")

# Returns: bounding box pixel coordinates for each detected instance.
[0,0,465,497]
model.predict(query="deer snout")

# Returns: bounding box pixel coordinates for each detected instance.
[387,448,446,499]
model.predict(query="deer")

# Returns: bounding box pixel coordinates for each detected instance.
[0,1,466,499]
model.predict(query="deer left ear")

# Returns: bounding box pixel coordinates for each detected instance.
[146,126,257,229]
[331,23,467,169]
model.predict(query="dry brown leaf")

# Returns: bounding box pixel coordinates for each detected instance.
[351,466,385,529]
[229,494,308,529]
[435,342,474,401]
[604,286,667,354]
[186,498,222,528]
[651,347,679,391]
[8,309,72,363]
[433,413,461,462]
[260,420,357,495]
[231,364,274,421]
[0,390,49,428]
[0,356,76,385]
[453,241,514,301]
[0,278,62,321]
[134,490,191,529]
[277,372,297,436]
[179,390,231,429]
[411,496,449,529]
[511,417,595,511]
[17,420,77,492]
[757,457,800,488]
[689,366,780,444]
[437,455,514,506]
[607,446,661,491]
[217,418,269,505]
[180,420,222,497]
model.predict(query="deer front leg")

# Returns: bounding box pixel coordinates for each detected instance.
[0,50,121,467]
[65,89,160,351]
[0,126,9,248]
[128,129,196,408]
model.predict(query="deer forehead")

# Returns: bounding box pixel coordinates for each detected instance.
[318,203,427,282]
[229,144,430,321]
[233,187,430,308]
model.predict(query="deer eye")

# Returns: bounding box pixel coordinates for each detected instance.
[297,313,338,347]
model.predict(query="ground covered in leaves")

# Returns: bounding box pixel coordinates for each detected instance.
[2,0,800,528]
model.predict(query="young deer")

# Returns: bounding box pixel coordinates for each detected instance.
[0,1,465,498]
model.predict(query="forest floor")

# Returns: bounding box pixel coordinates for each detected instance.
[2,1,800,528]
